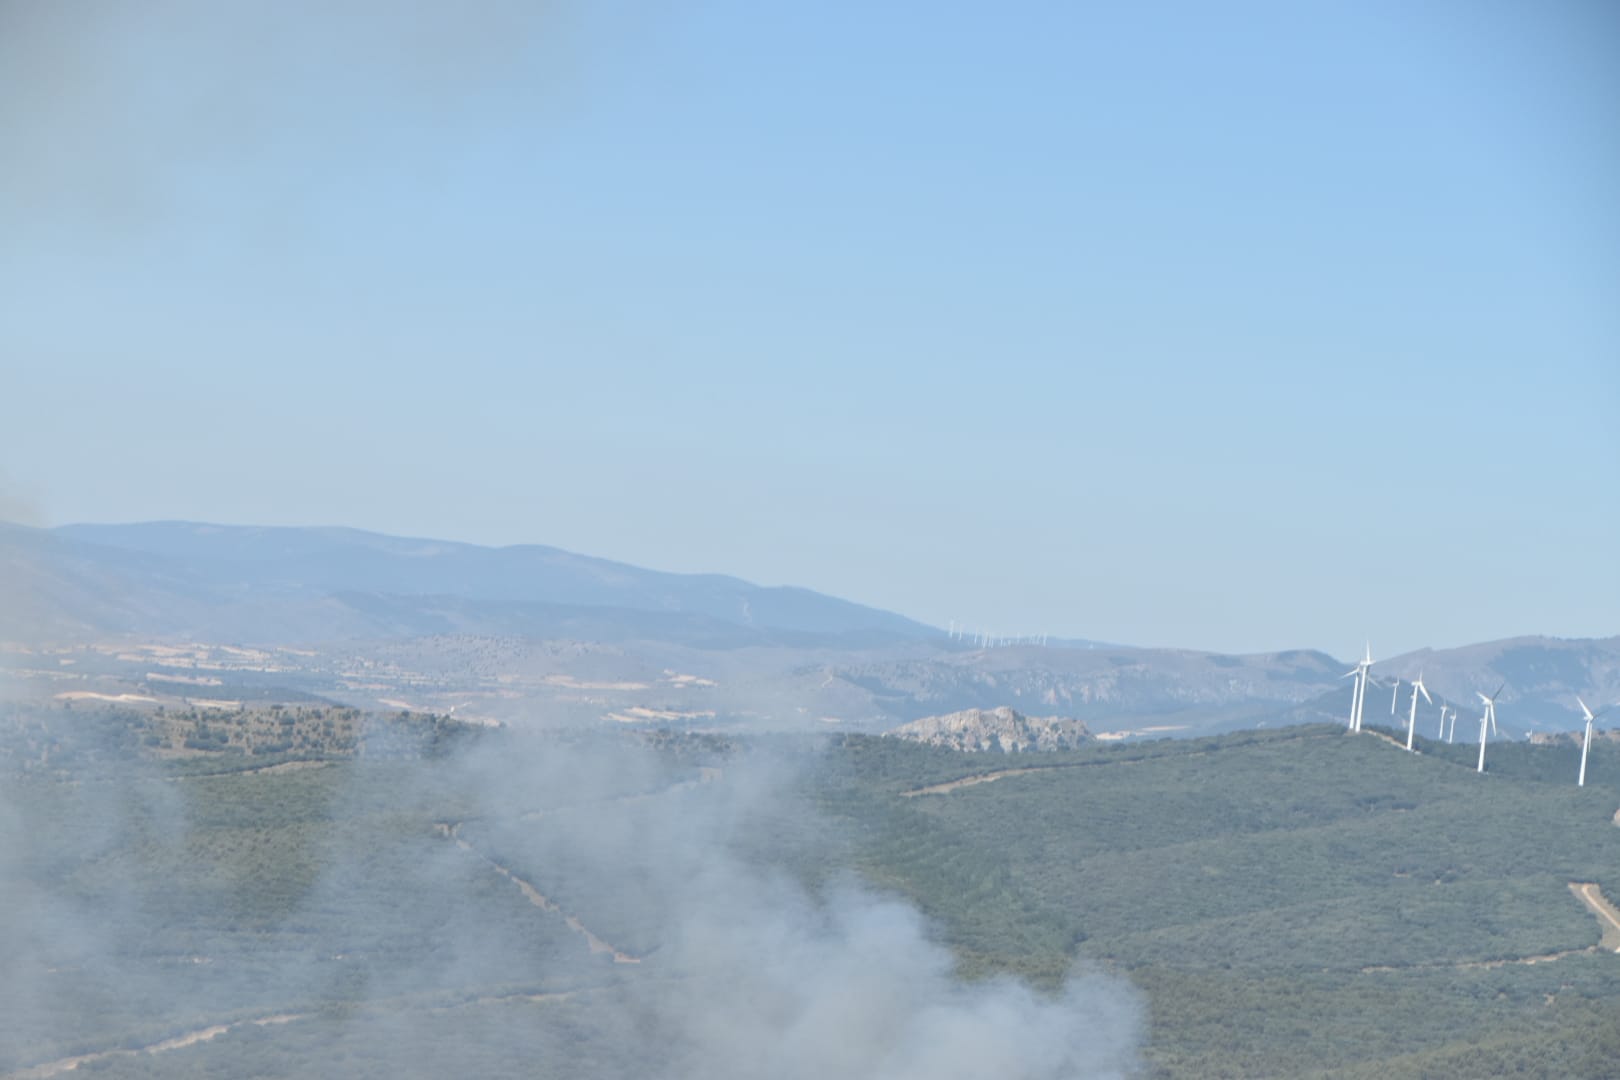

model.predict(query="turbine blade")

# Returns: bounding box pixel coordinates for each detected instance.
[1577,696,1594,722]
[1419,684,1432,704]
[1492,682,1505,701]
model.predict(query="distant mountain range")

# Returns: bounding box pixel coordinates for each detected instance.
[1,520,1614,736]
[0,521,934,647]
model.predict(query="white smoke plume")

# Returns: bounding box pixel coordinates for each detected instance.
[0,719,1142,1077]
[452,735,1144,1079]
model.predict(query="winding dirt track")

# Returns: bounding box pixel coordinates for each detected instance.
[1571,881,1620,951]
[901,766,1057,796]
[432,767,725,964]
[6,1013,308,1079]
[899,753,1199,797]
[3,990,581,1080]
[434,767,725,963]
[1360,729,1411,752]
[437,823,641,964]
[896,732,1336,798]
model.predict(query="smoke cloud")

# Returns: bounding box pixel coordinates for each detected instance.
[463,737,1144,1079]
[0,1,573,236]
[0,715,1141,1077]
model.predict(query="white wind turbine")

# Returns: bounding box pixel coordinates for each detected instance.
[1446,706,1457,743]
[1483,683,1503,736]
[1343,644,1373,732]
[1435,702,1448,740]
[1405,673,1432,751]
[1577,697,1608,787]
[1475,685,1503,773]
[1391,676,1401,715]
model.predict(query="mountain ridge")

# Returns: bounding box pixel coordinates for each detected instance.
[4,521,936,647]
[3,521,1616,736]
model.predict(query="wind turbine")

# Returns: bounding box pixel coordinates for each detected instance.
[1405,673,1432,751]
[1577,697,1608,787]
[1480,683,1504,736]
[1446,706,1457,744]
[1435,703,1448,740]
[1475,687,1503,773]
[1391,676,1401,715]
[1343,644,1373,732]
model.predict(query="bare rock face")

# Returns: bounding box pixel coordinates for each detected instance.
[886,706,1089,753]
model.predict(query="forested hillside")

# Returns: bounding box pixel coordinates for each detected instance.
[2,710,1617,1078]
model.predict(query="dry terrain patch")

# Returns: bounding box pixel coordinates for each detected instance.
[52,691,158,704]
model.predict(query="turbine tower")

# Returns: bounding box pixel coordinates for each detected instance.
[1577,697,1607,787]
[1343,644,1373,732]
[1391,677,1401,715]
[1475,687,1502,773]
[1482,683,1504,736]
[1405,673,1432,751]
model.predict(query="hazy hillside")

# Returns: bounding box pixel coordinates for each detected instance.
[2,522,935,647]
[801,644,1347,731]
[1382,636,1620,730]
[4,522,1615,743]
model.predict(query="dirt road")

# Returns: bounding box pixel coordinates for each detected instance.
[3,990,580,1079]
[435,767,723,962]
[436,824,640,964]
[6,1013,307,1079]
[1360,882,1620,975]
[1570,881,1620,951]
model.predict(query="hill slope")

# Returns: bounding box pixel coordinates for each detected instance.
[1382,635,1620,730]
[820,724,1620,1077]
[3,713,1618,1078]
[1,521,935,646]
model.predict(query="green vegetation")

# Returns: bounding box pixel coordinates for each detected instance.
[811,726,1620,1077]
[2,708,1617,1077]
[0,703,484,778]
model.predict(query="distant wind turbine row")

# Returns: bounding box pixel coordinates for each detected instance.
[1346,644,1608,786]
[946,621,1048,648]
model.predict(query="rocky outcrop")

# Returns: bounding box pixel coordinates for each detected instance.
[886,706,1089,753]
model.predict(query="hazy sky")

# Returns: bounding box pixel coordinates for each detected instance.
[2,1,1616,656]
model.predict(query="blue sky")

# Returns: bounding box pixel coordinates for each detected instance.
[2,1,1616,656]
